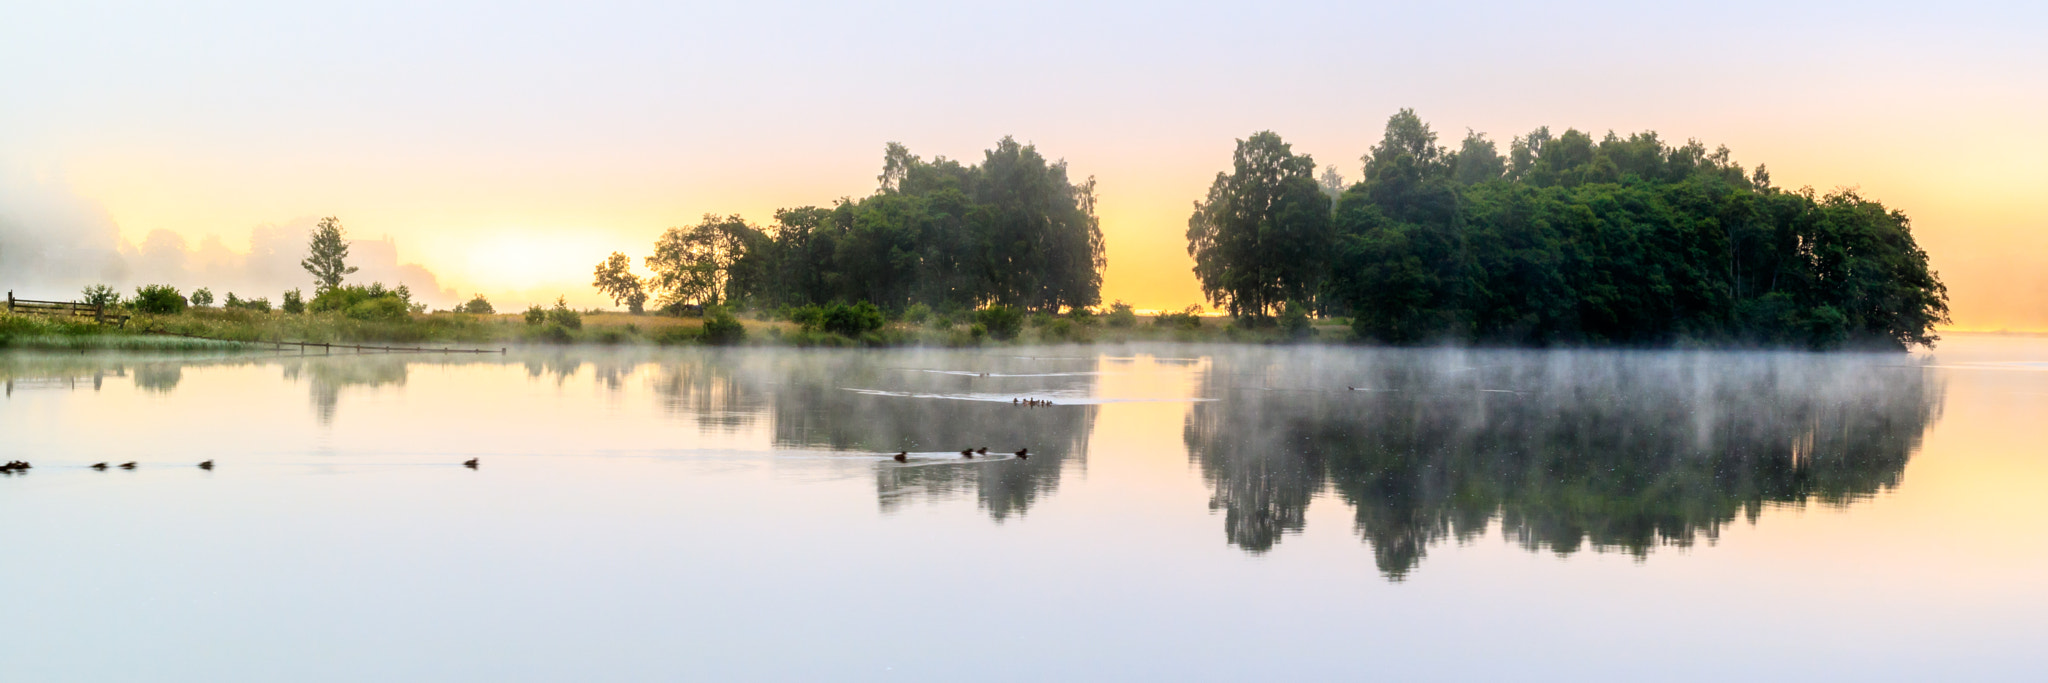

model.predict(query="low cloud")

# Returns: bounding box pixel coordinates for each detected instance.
[0,170,455,306]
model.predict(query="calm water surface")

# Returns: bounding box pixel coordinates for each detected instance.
[3,336,2045,680]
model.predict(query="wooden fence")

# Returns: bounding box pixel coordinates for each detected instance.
[6,291,130,326]
[148,331,505,355]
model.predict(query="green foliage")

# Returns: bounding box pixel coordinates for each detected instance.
[975,305,1024,340]
[130,285,187,314]
[903,302,933,325]
[223,292,272,312]
[524,305,547,325]
[1308,110,1949,350]
[281,288,305,314]
[302,216,358,292]
[659,137,1103,316]
[1280,300,1312,339]
[592,251,648,313]
[821,301,885,337]
[188,287,214,307]
[1068,306,1095,325]
[701,307,747,345]
[1155,305,1204,330]
[309,283,410,322]
[1187,131,1334,319]
[547,297,583,330]
[459,294,494,315]
[1105,300,1137,328]
[80,284,120,309]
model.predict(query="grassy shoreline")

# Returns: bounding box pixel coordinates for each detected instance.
[0,308,1349,352]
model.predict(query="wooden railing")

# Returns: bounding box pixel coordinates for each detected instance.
[6,291,130,326]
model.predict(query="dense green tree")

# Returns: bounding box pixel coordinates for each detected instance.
[645,215,753,308]
[1186,131,1334,319]
[301,216,357,293]
[1301,110,1947,350]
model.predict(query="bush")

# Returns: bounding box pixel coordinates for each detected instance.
[1069,307,1096,325]
[1155,304,1204,330]
[1281,300,1312,339]
[281,288,305,314]
[80,284,120,309]
[976,305,1024,340]
[821,301,885,337]
[130,285,187,314]
[533,323,574,344]
[903,302,933,325]
[702,307,747,345]
[223,292,272,313]
[189,287,214,307]
[345,296,410,322]
[653,325,702,345]
[1045,318,1076,341]
[548,297,582,330]
[1105,300,1137,328]
[459,294,494,315]
[524,304,547,325]
[969,323,988,340]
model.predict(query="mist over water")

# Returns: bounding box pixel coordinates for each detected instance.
[1,340,2042,680]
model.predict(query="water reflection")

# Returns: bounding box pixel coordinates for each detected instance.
[757,352,1097,521]
[282,357,409,424]
[1185,349,1944,579]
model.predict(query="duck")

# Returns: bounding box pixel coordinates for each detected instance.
[960,449,975,458]
[198,460,214,470]
[1014,448,1030,459]
[975,447,988,455]
[118,462,137,470]
[90,462,109,471]
[463,458,480,469]
[893,451,908,463]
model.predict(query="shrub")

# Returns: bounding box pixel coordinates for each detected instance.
[1069,307,1096,325]
[130,285,187,315]
[345,296,410,322]
[701,307,747,345]
[976,305,1024,340]
[1105,300,1137,328]
[1045,318,1076,341]
[223,293,272,313]
[281,288,305,314]
[547,297,582,330]
[523,304,547,325]
[1155,304,1204,330]
[534,323,574,344]
[821,301,885,337]
[80,284,120,309]
[189,287,214,307]
[969,323,988,340]
[459,294,494,315]
[903,302,933,325]
[787,304,826,331]
[1281,300,1312,339]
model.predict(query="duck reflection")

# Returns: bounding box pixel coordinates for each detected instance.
[1185,349,1943,580]
[758,351,1097,521]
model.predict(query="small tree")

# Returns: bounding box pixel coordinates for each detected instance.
[1105,300,1137,328]
[189,287,215,307]
[593,251,648,314]
[524,304,547,325]
[976,305,1024,340]
[281,288,305,314]
[130,285,187,315]
[301,216,358,293]
[460,294,495,315]
[547,297,581,329]
[80,284,120,309]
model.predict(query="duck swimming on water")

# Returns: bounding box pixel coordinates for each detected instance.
[90,462,109,471]
[893,452,908,463]
[198,460,214,470]
[463,458,479,469]
[1014,448,1029,459]
[975,447,988,455]
[118,462,137,470]
[960,449,975,458]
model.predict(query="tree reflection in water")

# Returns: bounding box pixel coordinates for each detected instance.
[283,357,409,425]
[1185,348,1943,580]
[759,351,1097,521]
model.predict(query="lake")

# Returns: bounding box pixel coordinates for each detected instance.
[3,336,2045,680]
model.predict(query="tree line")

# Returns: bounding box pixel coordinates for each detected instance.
[1189,110,1950,349]
[596,137,1106,316]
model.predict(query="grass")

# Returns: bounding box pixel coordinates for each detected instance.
[0,307,1354,351]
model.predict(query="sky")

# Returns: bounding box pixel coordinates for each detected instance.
[1,0,2043,328]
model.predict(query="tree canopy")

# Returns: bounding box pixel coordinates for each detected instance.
[628,137,1105,314]
[1193,110,1950,350]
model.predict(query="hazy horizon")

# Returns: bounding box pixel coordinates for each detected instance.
[4,1,2043,329]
